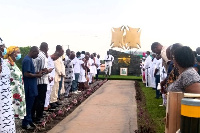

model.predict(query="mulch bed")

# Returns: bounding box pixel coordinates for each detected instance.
[16,80,107,133]
[134,81,156,133]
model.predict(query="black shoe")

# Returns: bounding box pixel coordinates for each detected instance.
[34,118,43,124]
[50,103,58,108]
[56,101,62,105]
[58,98,62,101]
[29,122,36,128]
[22,124,35,130]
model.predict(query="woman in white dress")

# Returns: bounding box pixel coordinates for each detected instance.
[0,43,16,132]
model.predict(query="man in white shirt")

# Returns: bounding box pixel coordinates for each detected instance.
[89,54,97,84]
[154,55,162,99]
[149,54,157,89]
[44,51,60,111]
[151,42,170,70]
[50,46,64,109]
[95,54,101,80]
[72,52,81,94]
[143,51,152,87]
[32,42,52,122]
[104,51,114,77]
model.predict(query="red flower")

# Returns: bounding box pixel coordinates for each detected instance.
[13,93,21,99]
[14,114,19,117]
[19,98,22,102]
[10,78,13,82]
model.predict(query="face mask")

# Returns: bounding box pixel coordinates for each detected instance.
[1,48,7,56]
[15,54,21,60]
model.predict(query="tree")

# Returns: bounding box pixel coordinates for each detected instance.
[16,46,31,70]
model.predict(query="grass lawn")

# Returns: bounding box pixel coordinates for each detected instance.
[98,75,142,80]
[139,82,166,133]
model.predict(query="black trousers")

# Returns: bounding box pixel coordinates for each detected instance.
[96,69,100,80]
[155,75,160,98]
[32,84,47,120]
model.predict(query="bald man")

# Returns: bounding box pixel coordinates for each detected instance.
[151,42,170,70]
[32,42,52,122]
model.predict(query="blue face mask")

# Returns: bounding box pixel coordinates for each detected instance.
[1,48,7,56]
[15,54,21,60]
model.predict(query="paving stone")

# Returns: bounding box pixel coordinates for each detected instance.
[48,80,137,133]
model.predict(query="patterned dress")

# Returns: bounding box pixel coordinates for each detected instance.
[167,67,200,92]
[0,59,15,133]
[5,59,26,119]
[64,59,74,96]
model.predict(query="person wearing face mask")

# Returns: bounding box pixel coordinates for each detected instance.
[4,46,26,120]
[0,43,16,132]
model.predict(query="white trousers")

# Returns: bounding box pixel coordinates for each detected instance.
[44,85,53,107]
[89,73,95,83]
[105,65,111,75]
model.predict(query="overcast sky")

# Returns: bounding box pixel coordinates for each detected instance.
[1,0,200,58]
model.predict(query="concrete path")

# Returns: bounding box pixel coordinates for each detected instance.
[48,80,137,133]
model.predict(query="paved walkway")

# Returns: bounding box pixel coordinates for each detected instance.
[48,80,137,133]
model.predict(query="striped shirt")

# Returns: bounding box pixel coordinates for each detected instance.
[33,50,49,84]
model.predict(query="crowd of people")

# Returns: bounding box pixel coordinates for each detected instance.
[0,42,105,132]
[141,42,200,106]
[3,40,200,132]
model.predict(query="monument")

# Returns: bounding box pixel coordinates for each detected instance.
[109,26,141,76]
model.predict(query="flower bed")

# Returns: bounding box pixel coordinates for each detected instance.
[16,80,107,133]
[134,81,156,133]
